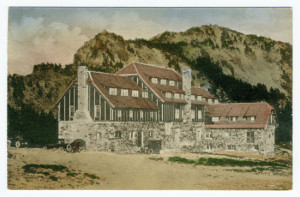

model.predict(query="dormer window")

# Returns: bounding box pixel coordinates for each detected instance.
[132,90,139,97]
[247,116,256,122]
[166,92,172,98]
[160,79,167,85]
[229,116,238,122]
[169,80,175,86]
[174,93,180,99]
[212,117,220,122]
[121,89,128,96]
[197,96,202,101]
[214,99,219,104]
[208,99,213,104]
[109,88,117,95]
[142,91,148,98]
[151,78,158,84]
[191,95,196,100]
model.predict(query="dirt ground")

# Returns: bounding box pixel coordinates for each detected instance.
[7,147,292,190]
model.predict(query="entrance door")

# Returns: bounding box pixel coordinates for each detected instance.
[137,131,142,147]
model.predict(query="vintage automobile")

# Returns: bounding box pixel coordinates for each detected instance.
[8,136,28,148]
[44,139,85,152]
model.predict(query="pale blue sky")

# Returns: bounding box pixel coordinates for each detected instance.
[8,7,292,75]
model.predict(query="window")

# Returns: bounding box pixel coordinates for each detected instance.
[207,144,212,150]
[191,110,195,120]
[175,109,180,119]
[166,92,172,98]
[70,106,75,118]
[181,94,185,100]
[132,90,139,97]
[142,91,148,98]
[191,95,196,100]
[212,117,220,122]
[228,116,237,122]
[208,99,213,104]
[169,80,175,86]
[129,110,133,120]
[117,110,122,119]
[197,110,202,120]
[115,131,121,138]
[214,99,219,104]
[109,88,117,95]
[96,132,102,140]
[206,131,213,139]
[150,111,153,120]
[130,131,134,139]
[149,131,153,137]
[95,105,100,118]
[247,131,254,143]
[121,89,128,96]
[160,79,167,85]
[197,96,202,101]
[151,78,158,84]
[227,145,236,150]
[140,111,144,120]
[174,93,180,99]
[250,116,256,122]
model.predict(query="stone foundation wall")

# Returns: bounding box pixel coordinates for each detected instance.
[58,121,274,155]
[59,121,205,153]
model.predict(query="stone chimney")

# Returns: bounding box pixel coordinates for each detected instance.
[182,66,192,123]
[74,66,92,121]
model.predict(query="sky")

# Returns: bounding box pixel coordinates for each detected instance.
[8,7,292,75]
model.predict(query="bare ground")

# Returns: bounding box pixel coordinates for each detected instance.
[7,147,292,190]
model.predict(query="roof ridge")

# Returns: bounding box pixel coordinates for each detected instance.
[133,62,182,77]
[89,71,129,78]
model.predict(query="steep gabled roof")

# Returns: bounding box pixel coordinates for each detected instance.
[90,71,158,110]
[205,102,274,129]
[54,80,77,107]
[191,87,216,99]
[117,62,186,104]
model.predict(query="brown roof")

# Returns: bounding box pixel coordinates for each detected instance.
[90,71,158,110]
[191,87,216,99]
[117,62,186,104]
[205,102,274,129]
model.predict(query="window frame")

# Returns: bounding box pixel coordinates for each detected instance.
[121,89,128,96]
[109,88,117,95]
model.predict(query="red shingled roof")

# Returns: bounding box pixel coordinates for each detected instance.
[117,62,186,104]
[191,87,216,99]
[205,102,274,129]
[90,71,158,110]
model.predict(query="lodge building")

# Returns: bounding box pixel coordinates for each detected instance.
[56,62,276,155]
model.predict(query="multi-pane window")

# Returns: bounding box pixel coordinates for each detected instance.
[181,94,185,100]
[250,116,256,122]
[165,92,172,98]
[175,109,180,119]
[214,99,219,104]
[197,96,202,101]
[208,99,213,104]
[121,89,128,96]
[212,117,220,122]
[151,78,158,84]
[169,80,175,86]
[140,111,144,120]
[142,91,148,98]
[129,110,133,120]
[206,131,213,139]
[132,90,139,97]
[174,93,180,99]
[109,88,117,95]
[197,110,202,120]
[70,106,75,118]
[95,105,100,118]
[117,110,122,119]
[115,131,122,138]
[150,111,153,120]
[247,131,254,143]
[160,79,167,85]
[228,116,237,122]
[191,110,195,120]
[191,95,196,100]
[227,145,236,150]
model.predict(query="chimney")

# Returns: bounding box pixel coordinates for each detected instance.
[74,66,92,121]
[182,66,192,123]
